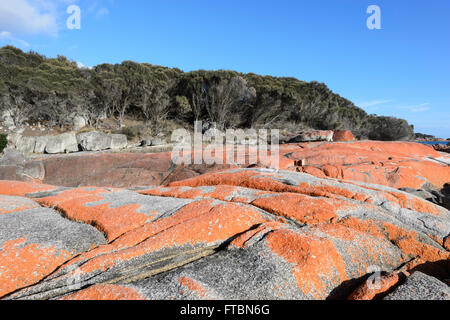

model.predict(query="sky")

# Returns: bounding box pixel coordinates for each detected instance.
[0,0,449,138]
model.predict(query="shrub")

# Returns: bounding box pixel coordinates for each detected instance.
[120,125,145,141]
[0,134,7,153]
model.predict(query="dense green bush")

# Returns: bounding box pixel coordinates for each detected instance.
[0,134,7,153]
[0,45,414,140]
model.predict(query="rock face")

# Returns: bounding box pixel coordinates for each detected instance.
[141,137,167,147]
[433,143,450,154]
[77,131,112,151]
[332,130,355,142]
[0,166,448,300]
[110,134,128,150]
[286,141,450,190]
[1,141,448,194]
[286,130,334,143]
[5,132,128,155]
[46,132,79,154]
[384,272,449,300]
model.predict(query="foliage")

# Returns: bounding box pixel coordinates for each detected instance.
[0,134,7,153]
[0,45,414,140]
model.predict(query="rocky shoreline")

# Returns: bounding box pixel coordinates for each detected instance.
[0,140,449,300]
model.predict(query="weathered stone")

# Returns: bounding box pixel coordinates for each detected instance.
[73,116,86,131]
[0,164,448,300]
[1,110,14,128]
[332,130,355,142]
[33,136,48,154]
[0,148,27,166]
[6,133,21,149]
[288,130,334,142]
[77,131,112,151]
[384,272,450,300]
[16,136,36,154]
[0,197,106,297]
[110,134,127,150]
[45,132,79,154]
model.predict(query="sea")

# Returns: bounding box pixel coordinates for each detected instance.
[415,141,449,146]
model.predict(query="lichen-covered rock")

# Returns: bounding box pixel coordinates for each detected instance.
[0,164,448,300]
[0,196,106,297]
[333,130,355,142]
[288,141,450,190]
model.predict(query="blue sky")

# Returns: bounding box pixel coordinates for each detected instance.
[0,0,449,137]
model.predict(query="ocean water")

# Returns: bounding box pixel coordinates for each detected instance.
[415,141,449,146]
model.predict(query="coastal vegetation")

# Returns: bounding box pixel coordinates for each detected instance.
[0,45,414,140]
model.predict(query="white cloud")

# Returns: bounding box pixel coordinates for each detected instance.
[397,103,431,113]
[96,7,109,18]
[0,31,30,47]
[358,100,393,108]
[0,0,59,36]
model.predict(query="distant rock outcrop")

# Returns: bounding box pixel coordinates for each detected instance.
[433,143,450,154]
[332,130,355,142]
[5,131,128,155]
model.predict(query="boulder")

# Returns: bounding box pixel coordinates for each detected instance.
[433,143,450,153]
[384,272,450,300]
[141,137,167,147]
[1,110,14,128]
[0,167,449,300]
[0,148,27,166]
[45,132,79,154]
[72,116,86,131]
[34,136,49,154]
[110,134,127,150]
[287,130,334,143]
[77,131,112,151]
[16,136,36,154]
[333,130,355,142]
[6,133,21,149]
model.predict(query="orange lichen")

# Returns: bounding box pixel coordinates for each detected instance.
[444,236,450,251]
[178,277,209,298]
[36,188,156,242]
[0,181,57,197]
[0,238,71,298]
[60,284,145,300]
[332,130,355,142]
[250,193,346,224]
[230,222,284,249]
[338,217,450,270]
[58,199,268,276]
[285,141,450,189]
[348,272,400,300]
[0,196,40,214]
[265,229,347,299]
[169,170,370,203]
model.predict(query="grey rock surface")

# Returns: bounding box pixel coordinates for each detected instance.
[384,272,450,300]
[77,131,112,151]
[46,132,78,154]
[110,134,128,150]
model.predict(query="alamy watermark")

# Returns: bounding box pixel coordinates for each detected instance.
[170,121,280,170]
[367,5,381,30]
[66,5,81,30]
